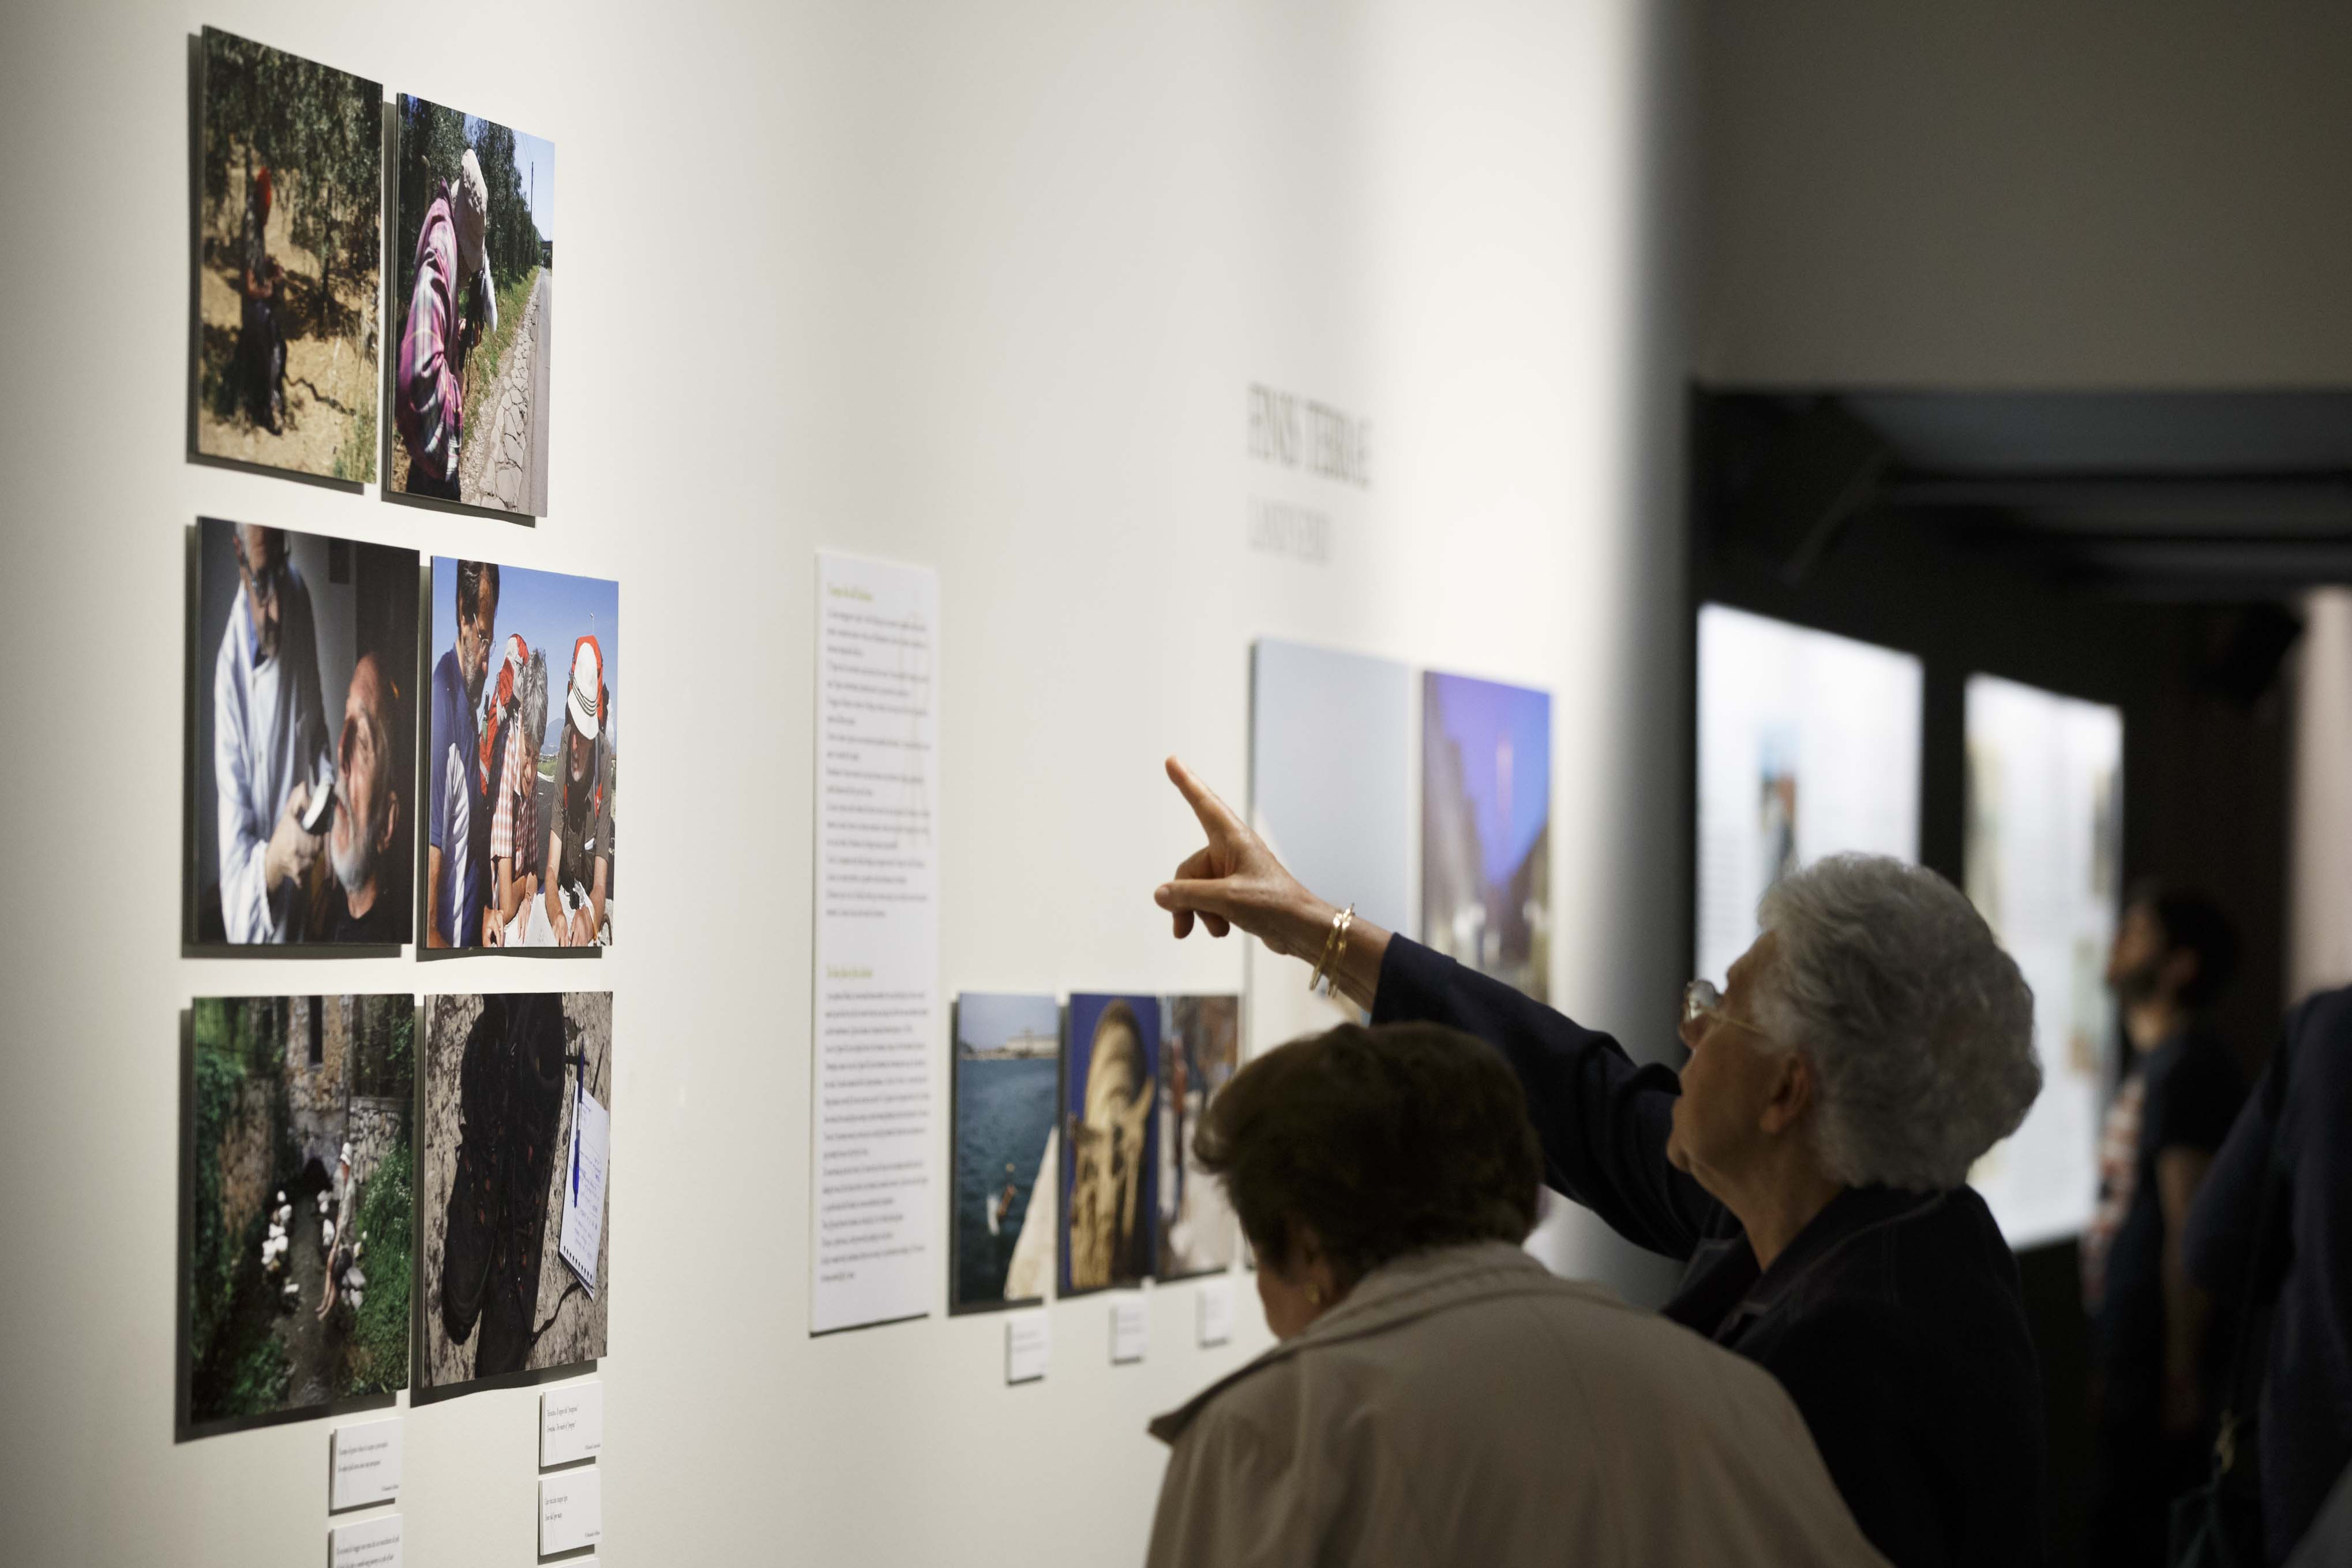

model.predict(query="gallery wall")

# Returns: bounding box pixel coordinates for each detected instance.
[1694,0,2352,388]
[0,1,1693,1564]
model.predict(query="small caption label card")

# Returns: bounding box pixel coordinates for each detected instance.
[558,1087,609,1294]
[1197,1278,1236,1348]
[329,1511,402,1568]
[541,1381,605,1468]
[329,1416,403,1511]
[1004,1312,1049,1385]
[1111,1296,1149,1365]
[539,1467,605,1556]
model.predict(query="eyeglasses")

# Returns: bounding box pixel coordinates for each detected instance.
[1683,978,1773,1040]
[242,553,287,609]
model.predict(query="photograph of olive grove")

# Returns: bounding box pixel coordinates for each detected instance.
[182,996,413,1431]
[190,28,382,482]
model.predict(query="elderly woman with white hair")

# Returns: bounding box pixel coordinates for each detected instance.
[1153,757,2046,1568]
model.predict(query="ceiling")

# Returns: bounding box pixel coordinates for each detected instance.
[1703,391,2352,597]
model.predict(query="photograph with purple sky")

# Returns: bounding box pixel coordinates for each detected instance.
[1421,670,1551,1001]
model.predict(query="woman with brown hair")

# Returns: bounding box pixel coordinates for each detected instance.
[1145,1018,1888,1567]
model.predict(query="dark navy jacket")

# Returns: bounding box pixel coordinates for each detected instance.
[2187,988,2352,1565]
[1372,935,2046,1568]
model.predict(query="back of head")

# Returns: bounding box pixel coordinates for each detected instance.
[1194,1022,1540,1285]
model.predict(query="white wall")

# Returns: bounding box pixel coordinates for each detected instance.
[2290,591,2352,1004]
[1696,0,2352,387]
[0,2,1691,1564]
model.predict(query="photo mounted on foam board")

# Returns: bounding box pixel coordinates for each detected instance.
[1692,605,1923,988]
[181,996,414,1433]
[1060,993,1160,1296]
[1963,675,2124,1250]
[388,96,553,515]
[1421,670,1552,1001]
[1157,995,1240,1280]
[189,519,419,948]
[950,994,1062,1313]
[425,559,618,951]
[419,992,610,1389]
[1249,641,1413,1053]
[190,28,381,482]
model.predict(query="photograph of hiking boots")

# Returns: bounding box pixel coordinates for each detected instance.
[421,991,610,1389]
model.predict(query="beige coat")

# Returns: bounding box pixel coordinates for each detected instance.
[1146,1243,1892,1568]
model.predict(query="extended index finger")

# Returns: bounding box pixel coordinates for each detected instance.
[1164,755,1246,839]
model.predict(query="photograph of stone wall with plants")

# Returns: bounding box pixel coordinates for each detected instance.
[182,996,414,1432]
[190,28,381,482]
[389,95,553,515]
[420,992,609,1390]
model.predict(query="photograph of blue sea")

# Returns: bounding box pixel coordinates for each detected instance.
[951,994,1061,1312]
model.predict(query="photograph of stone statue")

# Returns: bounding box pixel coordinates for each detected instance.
[1156,994,1240,1280]
[419,992,610,1389]
[1060,993,1159,1296]
[388,95,553,514]
[189,519,419,947]
[190,28,381,482]
[426,559,618,951]
[1421,670,1552,1001]
[950,993,1061,1313]
[181,995,413,1432]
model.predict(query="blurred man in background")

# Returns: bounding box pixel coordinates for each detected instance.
[2085,883,2246,1566]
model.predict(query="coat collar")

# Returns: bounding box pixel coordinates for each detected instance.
[1708,1184,1950,1326]
[1147,1242,1595,1445]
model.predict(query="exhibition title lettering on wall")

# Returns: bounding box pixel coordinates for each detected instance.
[1247,384,1371,487]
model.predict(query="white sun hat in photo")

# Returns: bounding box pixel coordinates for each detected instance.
[567,636,604,742]
[455,148,498,335]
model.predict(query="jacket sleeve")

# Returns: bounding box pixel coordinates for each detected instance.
[213,625,278,944]
[1370,936,1722,1261]
[2185,1056,2276,1297]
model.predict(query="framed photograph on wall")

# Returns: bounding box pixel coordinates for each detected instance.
[1060,993,1159,1297]
[179,995,414,1435]
[1421,670,1552,1001]
[949,993,1061,1314]
[386,94,554,516]
[187,519,419,950]
[1156,994,1240,1280]
[417,991,610,1390]
[188,27,382,483]
[423,558,618,952]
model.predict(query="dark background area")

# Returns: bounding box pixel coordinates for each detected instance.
[1687,388,2330,1561]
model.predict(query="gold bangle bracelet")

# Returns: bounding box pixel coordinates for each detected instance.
[1308,903,1355,995]
[1326,907,1355,997]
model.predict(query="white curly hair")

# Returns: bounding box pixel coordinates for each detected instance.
[1750,854,2041,1190]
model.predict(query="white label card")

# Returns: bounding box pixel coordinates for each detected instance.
[1197,1278,1236,1348]
[329,1417,403,1511]
[809,552,941,1335]
[1111,1296,1149,1365]
[328,1513,402,1568]
[558,1087,609,1295]
[541,1382,605,1468]
[1004,1312,1049,1385]
[539,1468,605,1555]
